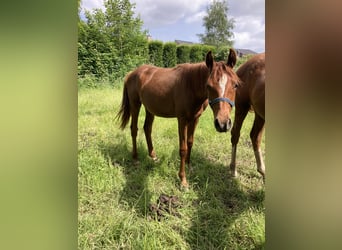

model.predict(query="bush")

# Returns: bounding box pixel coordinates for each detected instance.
[78,74,99,89]
[148,40,164,66]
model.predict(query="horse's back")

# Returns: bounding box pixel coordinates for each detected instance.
[124,64,160,94]
[237,53,265,84]
[129,64,179,117]
[124,62,208,118]
[236,53,265,119]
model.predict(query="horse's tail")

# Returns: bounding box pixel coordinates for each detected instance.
[116,77,131,130]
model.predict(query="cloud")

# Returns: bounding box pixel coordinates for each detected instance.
[81,0,105,12]
[132,0,209,27]
[185,11,206,24]
[234,31,264,53]
[229,0,265,17]
[230,0,265,52]
[232,14,265,52]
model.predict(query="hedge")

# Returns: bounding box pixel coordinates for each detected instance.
[176,45,191,64]
[215,45,231,61]
[201,45,216,60]
[163,42,177,67]
[189,45,204,63]
[148,40,163,66]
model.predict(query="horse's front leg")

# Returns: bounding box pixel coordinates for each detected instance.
[177,118,188,188]
[143,109,157,160]
[230,106,249,177]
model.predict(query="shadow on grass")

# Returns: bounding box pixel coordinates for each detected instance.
[98,133,264,249]
[98,133,158,217]
[184,149,265,249]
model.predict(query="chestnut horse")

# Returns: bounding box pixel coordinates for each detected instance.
[117,49,240,188]
[229,53,265,181]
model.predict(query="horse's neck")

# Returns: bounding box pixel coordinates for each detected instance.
[191,63,210,100]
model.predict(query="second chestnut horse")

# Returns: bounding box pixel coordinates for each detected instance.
[229,53,265,181]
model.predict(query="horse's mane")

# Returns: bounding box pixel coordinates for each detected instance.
[175,62,209,79]
[175,62,209,90]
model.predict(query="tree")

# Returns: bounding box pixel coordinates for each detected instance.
[78,0,148,79]
[104,0,148,63]
[197,0,235,47]
[78,9,113,76]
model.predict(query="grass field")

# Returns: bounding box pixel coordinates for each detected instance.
[78,85,265,249]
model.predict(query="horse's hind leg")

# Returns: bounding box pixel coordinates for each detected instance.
[143,108,157,160]
[130,103,141,161]
[230,106,249,177]
[250,114,265,181]
[186,117,199,171]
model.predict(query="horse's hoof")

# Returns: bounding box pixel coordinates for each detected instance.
[230,172,238,178]
[180,182,189,192]
[151,156,159,162]
[229,165,238,178]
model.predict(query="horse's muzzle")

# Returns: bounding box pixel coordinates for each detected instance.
[214,118,231,132]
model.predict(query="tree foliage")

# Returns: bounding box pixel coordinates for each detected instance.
[197,0,235,47]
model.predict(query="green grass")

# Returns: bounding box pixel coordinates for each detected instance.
[78,86,265,249]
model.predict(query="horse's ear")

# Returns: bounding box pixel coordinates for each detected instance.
[227,48,237,68]
[206,51,213,71]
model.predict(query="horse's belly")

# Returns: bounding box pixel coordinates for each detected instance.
[139,78,179,117]
[146,105,176,117]
[141,95,176,118]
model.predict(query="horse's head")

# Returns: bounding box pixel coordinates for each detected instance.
[205,49,240,132]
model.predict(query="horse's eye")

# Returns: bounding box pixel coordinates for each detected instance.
[233,83,238,89]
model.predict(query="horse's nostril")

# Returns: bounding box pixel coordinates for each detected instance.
[214,118,220,128]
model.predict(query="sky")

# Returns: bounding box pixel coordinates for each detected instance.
[80,0,265,53]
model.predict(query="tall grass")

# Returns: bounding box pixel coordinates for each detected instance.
[78,86,265,249]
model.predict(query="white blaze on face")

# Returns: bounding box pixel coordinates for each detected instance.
[219,74,227,97]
